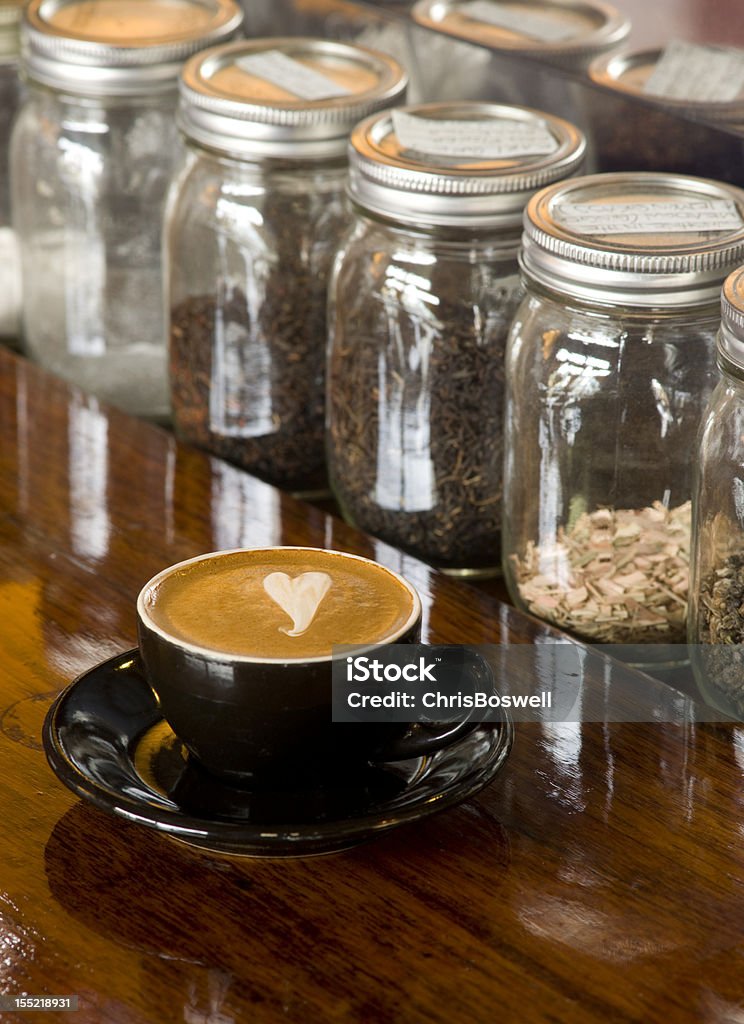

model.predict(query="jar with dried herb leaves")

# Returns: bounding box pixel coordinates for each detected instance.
[690,266,744,716]
[327,102,585,574]
[503,172,744,662]
[166,38,406,495]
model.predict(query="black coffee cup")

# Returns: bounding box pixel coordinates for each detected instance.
[137,547,473,783]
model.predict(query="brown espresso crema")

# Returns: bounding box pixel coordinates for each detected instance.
[144,549,416,659]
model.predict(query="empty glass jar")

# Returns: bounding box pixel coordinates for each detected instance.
[11,0,243,420]
[690,267,744,717]
[327,101,585,574]
[166,38,406,494]
[503,172,744,658]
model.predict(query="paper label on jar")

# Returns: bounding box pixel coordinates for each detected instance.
[392,109,558,159]
[235,50,352,100]
[644,40,744,103]
[555,199,744,235]
[459,1,576,42]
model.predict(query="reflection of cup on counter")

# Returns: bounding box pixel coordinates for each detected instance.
[137,546,469,782]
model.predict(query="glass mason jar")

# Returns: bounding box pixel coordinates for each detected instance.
[690,267,744,717]
[11,0,243,420]
[410,0,628,164]
[327,102,585,574]
[0,1,22,340]
[166,38,406,495]
[503,172,744,660]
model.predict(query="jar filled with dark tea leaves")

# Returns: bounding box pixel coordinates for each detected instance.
[11,0,243,419]
[588,45,744,183]
[502,172,744,662]
[167,38,406,495]
[327,102,585,574]
[690,267,744,717]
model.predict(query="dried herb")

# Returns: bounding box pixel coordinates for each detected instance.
[697,554,744,714]
[170,287,327,494]
[511,502,691,643]
[327,263,522,573]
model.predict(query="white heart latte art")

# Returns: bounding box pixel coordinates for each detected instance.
[262,571,333,637]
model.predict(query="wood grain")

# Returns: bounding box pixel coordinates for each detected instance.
[0,348,741,1024]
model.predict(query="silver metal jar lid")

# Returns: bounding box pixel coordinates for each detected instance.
[22,0,244,96]
[411,0,629,65]
[521,172,744,309]
[179,38,408,160]
[348,102,586,229]
[719,267,744,372]
[590,45,744,126]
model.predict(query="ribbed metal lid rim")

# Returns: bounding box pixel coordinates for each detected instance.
[348,103,586,202]
[179,79,405,128]
[524,224,744,275]
[24,33,243,66]
[350,154,586,196]
[523,172,744,279]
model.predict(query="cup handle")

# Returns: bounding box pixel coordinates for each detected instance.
[371,644,493,761]
[374,717,478,762]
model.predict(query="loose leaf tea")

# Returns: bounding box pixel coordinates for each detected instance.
[171,288,327,494]
[697,554,744,714]
[511,501,691,643]
[328,250,522,574]
[592,71,744,178]
[168,161,349,495]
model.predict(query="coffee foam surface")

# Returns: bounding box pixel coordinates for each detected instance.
[145,550,415,659]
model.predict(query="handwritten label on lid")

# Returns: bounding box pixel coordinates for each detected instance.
[556,199,744,235]
[236,50,352,101]
[644,40,744,104]
[392,109,559,160]
[460,1,576,43]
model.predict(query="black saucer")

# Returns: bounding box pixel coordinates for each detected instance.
[42,650,513,857]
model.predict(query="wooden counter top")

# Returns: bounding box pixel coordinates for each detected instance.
[0,347,741,1023]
